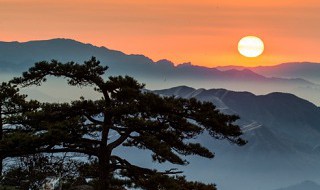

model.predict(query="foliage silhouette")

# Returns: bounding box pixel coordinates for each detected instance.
[0,82,40,176]
[4,57,245,189]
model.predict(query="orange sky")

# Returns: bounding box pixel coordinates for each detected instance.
[1,0,319,67]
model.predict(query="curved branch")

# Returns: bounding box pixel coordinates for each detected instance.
[4,147,97,158]
[110,155,183,175]
[107,130,132,150]
[85,115,104,125]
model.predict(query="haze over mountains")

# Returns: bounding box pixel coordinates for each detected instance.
[155,86,320,190]
[217,62,320,84]
[1,39,320,105]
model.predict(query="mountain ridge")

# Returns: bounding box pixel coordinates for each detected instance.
[216,62,320,84]
[0,38,315,85]
[0,38,312,83]
[1,38,320,105]
[155,85,320,159]
[154,85,320,190]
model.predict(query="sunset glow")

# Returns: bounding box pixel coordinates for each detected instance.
[0,0,319,67]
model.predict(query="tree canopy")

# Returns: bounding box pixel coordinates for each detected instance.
[1,57,245,189]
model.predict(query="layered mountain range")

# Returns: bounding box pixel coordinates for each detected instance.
[0,39,320,105]
[154,86,320,190]
[217,62,320,84]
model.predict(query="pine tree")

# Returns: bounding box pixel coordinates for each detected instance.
[10,57,246,190]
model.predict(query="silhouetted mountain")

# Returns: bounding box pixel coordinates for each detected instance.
[274,180,320,190]
[1,39,320,105]
[0,38,294,82]
[155,86,320,135]
[0,38,153,74]
[217,62,320,84]
[253,62,320,83]
[155,86,320,190]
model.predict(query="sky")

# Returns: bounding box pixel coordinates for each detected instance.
[1,0,319,67]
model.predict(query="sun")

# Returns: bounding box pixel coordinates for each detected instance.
[238,36,264,58]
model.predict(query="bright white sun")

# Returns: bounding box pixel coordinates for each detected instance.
[238,36,264,58]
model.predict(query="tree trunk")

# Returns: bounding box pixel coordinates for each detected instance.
[97,121,111,190]
[98,150,110,190]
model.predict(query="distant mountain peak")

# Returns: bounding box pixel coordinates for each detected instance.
[156,86,196,95]
[8,38,82,44]
[156,59,172,63]
[177,62,193,68]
